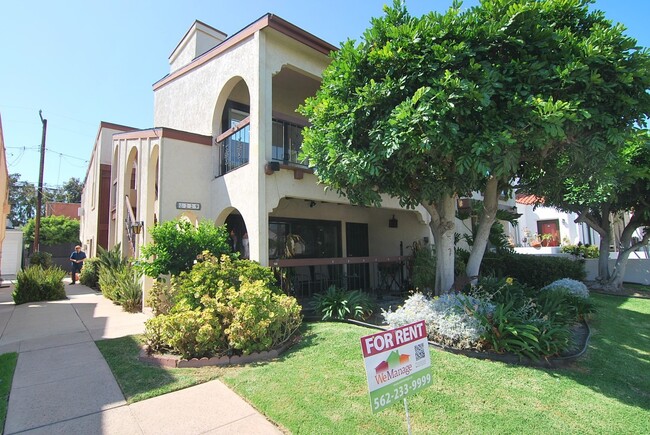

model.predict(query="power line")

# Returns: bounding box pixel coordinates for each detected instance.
[5,145,88,162]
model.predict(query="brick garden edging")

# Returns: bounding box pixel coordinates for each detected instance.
[138,336,299,368]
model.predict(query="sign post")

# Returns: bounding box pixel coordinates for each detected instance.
[360,320,432,414]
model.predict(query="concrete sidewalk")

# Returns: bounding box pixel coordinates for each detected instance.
[0,281,283,434]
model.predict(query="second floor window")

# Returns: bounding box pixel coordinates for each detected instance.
[220,108,250,175]
[272,120,305,165]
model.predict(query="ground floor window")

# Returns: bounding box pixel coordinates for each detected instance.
[269,218,341,259]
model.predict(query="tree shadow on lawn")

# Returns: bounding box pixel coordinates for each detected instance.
[97,335,190,402]
[551,295,650,410]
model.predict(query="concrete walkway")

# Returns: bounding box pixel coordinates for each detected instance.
[0,281,283,434]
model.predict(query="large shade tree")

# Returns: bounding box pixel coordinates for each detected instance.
[300,0,650,293]
[524,130,650,290]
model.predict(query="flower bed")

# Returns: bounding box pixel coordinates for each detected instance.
[376,277,594,362]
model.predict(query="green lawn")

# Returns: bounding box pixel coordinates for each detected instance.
[100,294,649,433]
[0,352,18,433]
[95,336,235,403]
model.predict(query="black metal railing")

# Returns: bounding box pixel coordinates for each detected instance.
[271,256,409,299]
[216,117,250,175]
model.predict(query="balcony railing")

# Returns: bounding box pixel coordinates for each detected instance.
[216,117,250,176]
[271,256,409,299]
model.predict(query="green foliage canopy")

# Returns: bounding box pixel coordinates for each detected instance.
[299,0,650,289]
[138,219,231,277]
[23,215,80,247]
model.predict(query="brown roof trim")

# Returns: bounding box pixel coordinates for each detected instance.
[114,127,212,146]
[85,121,139,184]
[266,14,337,55]
[153,14,336,91]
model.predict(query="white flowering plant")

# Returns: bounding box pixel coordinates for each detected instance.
[541,278,589,299]
[382,292,495,350]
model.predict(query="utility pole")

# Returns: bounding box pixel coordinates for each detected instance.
[34,110,47,253]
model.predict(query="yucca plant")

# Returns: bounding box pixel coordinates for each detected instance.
[311,286,374,321]
[97,243,128,270]
[117,265,143,312]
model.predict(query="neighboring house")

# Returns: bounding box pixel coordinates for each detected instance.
[0,114,13,277]
[515,193,599,248]
[79,122,136,257]
[46,202,81,220]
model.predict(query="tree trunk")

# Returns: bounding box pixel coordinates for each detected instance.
[607,215,648,290]
[423,196,456,295]
[576,206,611,281]
[465,177,499,281]
[597,232,611,281]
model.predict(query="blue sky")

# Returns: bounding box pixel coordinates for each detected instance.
[1,0,648,188]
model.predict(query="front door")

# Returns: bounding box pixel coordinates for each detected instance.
[537,219,560,247]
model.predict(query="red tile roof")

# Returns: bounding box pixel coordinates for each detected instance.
[515,193,544,206]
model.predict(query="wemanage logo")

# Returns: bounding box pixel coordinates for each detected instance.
[374,350,413,384]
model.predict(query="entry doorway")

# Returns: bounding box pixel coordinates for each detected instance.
[537,219,560,247]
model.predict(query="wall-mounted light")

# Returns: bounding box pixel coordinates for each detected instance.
[131,221,144,235]
[389,215,398,228]
[264,161,280,175]
[309,200,316,208]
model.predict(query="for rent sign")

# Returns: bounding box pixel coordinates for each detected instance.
[360,320,432,413]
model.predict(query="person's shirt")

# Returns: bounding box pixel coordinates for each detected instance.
[70,251,87,263]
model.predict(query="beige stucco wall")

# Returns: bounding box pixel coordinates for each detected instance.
[153,24,435,266]
[158,138,213,222]
[81,126,134,257]
[154,36,258,135]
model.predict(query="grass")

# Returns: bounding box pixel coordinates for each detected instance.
[99,294,650,433]
[95,336,237,403]
[0,353,18,433]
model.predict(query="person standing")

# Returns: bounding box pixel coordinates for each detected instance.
[69,245,86,285]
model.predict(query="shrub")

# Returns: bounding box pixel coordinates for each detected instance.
[480,253,585,288]
[99,265,123,302]
[145,305,225,359]
[79,257,100,289]
[409,243,436,293]
[541,278,589,299]
[561,244,599,259]
[29,251,53,269]
[311,286,374,321]
[222,281,303,354]
[13,266,67,304]
[173,253,280,311]
[138,220,231,278]
[469,277,536,310]
[116,265,142,312]
[144,254,303,358]
[383,292,493,349]
[97,244,128,271]
[147,277,175,316]
[537,287,594,322]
